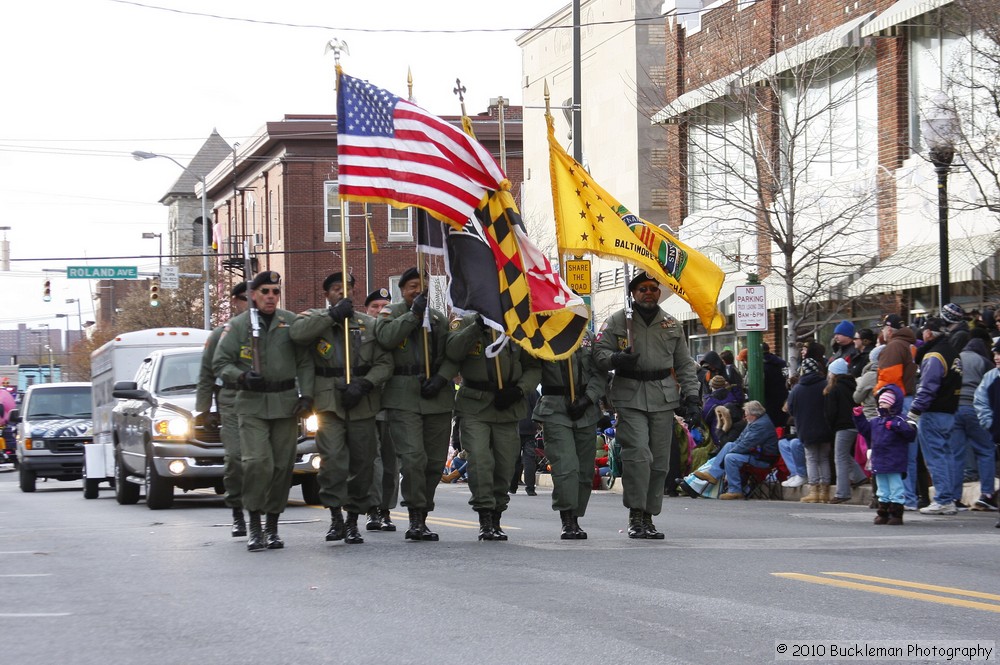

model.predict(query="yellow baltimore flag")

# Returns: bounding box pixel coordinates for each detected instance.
[546,113,726,333]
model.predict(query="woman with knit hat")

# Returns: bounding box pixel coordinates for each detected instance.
[824,358,867,504]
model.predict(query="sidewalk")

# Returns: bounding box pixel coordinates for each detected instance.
[535,472,996,509]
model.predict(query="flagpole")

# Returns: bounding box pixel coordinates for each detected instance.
[407,68,432,379]
[331,46,352,384]
[546,82,576,402]
[456,76,503,389]
[624,263,634,349]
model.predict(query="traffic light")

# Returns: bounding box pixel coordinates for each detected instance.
[42,279,51,302]
[150,281,160,307]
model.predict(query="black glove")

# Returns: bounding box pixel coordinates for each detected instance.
[195,411,221,429]
[338,378,373,410]
[475,315,491,333]
[420,374,449,399]
[293,396,314,418]
[238,370,266,391]
[610,346,640,370]
[566,395,592,421]
[410,292,428,318]
[682,395,702,424]
[328,298,354,323]
[493,385,524,410]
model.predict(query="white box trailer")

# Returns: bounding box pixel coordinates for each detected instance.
[86,328,210,498]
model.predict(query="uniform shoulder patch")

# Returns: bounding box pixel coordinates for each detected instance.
[449,319,462,331]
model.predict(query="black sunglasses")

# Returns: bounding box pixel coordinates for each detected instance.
[637,285,660,293]
[234,295,248,302]
[258,287,280,295]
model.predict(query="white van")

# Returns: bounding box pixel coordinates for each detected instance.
[10,382,93,492]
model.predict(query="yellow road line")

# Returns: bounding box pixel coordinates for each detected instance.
[773,573,1000,614]
[822,572,1000,602]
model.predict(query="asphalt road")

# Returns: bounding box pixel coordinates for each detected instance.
[1,467,998,665]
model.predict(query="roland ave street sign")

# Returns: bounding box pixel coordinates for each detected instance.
[734,284,767,332]
[66,266,139,279]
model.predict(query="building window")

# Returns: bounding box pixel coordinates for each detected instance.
[387,206,412,241]
[686,102,753,213]
[324,181,350,242]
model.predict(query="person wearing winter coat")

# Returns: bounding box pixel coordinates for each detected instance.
[849,328,877,378]
[824,358,867,503]
[973,339,1000,528]
[875,314,919,508]
[950,333,998,512]
[762,343,789,428]
[786,357,834,503]
[852,384,916,525]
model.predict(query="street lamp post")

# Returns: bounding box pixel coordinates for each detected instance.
[132,150,212,329]
[920,93,960,308]
[142,231,163,272]
[66,298,83,336]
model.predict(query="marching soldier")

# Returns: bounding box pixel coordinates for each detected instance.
[594,272,700,539]
[289,272,392,546]
[195,281,249,537]
[363,287,398,532]
[213,271,314,552]
[445,313,540,541]
[374,267,458,541]
[533,327,609,539]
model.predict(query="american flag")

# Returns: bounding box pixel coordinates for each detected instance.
[336,72,506,228]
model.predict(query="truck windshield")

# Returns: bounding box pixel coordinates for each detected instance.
[156,353,201,394]
[26,387,92,419]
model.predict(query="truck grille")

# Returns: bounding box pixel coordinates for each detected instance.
[194,426,222,444]
[41,439,87,454]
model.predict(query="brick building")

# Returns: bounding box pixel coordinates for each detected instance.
[650,0,999,355]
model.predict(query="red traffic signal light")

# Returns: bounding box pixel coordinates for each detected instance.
[43,279,51,302]
[150,281,160,307]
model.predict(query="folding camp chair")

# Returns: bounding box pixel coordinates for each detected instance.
[741,457,790,500]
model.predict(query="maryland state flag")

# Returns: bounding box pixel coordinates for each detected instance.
[547,113,725,332]
[472,189,589,360]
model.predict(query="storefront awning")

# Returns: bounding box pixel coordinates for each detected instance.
[652,70,746,124]
[746,13,875,84]
[846,234,999,297]
[861,0,953,37]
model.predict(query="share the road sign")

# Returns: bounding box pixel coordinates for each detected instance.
[67,266,139,279]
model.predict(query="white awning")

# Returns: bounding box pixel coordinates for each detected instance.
[652,70,745,124]
[861,0,953,37]
[747,13,875,84]
[846,234,999,297]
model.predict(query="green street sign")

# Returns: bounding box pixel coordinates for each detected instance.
[66,266,139,279]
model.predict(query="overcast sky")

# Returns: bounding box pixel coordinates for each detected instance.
[1,0,569,330]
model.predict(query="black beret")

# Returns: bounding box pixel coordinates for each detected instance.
[365,288,391,307]
[250,271,281,290]
[322,271,355,292]
[230,281,248,298]
[399,267,421,287]
[628,271,659,293]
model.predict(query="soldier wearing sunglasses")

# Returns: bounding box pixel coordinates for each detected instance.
[594,272,700,540]
[214,271,315,552]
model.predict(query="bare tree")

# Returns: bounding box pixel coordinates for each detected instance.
[666,39,883,353]
[939,0,1000,220]
[112,257,216,333]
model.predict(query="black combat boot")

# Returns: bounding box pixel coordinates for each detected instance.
[873,502,890,525]
[246,511,265,552]
[642,512,665,539]
[419,510,439,541]
[477,510,495,541]
[627,508,646,539]
[326,507,345,542]
[572,516,587,540]
[264,513,284,549]
[365,509,382,531]
[491,510,508,541]
[405,508,423,541]
[560,510,576,540]
[344,512,364,544]
[379,508,396,532]
[231,507,247,537]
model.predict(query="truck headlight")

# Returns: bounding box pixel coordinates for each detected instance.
[154,416,190,440]
[310,454,322,471]
[304,414,318,435]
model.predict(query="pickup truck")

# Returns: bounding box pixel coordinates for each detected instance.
[112,347,319,509]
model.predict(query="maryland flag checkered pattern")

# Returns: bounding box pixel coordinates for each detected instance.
[473,189,589,360]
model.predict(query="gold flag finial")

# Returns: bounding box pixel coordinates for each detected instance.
[407,67,414,102]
